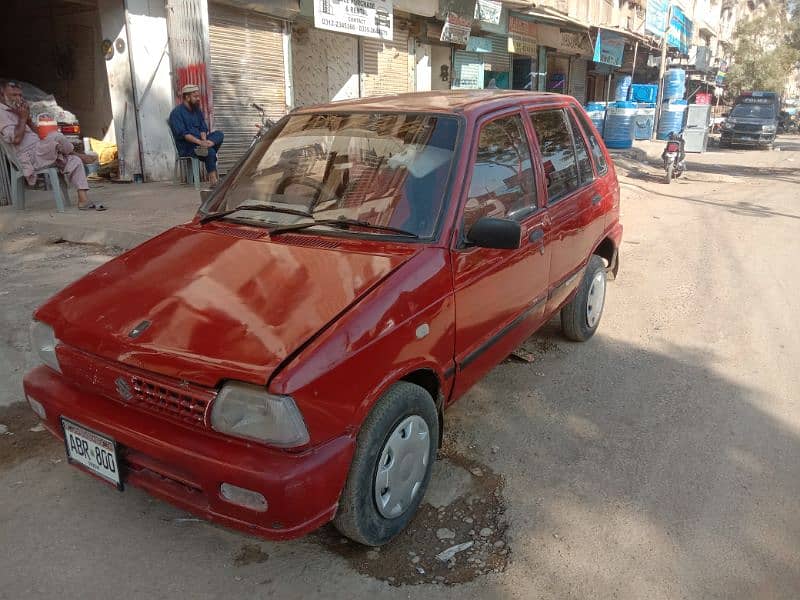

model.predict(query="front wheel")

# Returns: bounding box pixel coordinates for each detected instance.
[561,255,607,342]
[333,382,439,546]
[665,163,674,184]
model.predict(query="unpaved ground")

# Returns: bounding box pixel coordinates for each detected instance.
[0,136,798,599]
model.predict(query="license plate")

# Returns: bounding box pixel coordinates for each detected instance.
[61,418,123,490]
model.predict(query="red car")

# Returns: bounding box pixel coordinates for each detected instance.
[24,91,621,546]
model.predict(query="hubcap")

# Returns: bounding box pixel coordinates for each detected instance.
[586,270,606,328]
[373,415,430,519]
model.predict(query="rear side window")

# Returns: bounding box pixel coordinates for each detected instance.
[573,108,608,176]
[463,114,537,231]
[568,110,595,184]
[529,109,579,202]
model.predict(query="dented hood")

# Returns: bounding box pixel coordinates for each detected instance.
[36,225,416,387]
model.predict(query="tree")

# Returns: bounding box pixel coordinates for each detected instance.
[726,6,799,96]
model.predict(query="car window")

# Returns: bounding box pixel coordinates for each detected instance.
[573,108,608,176]
[463,114,537,231]
[568,110,594,184]
[529,109,580,202]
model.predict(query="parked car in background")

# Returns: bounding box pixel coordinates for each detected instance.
[720,91,779,149]
[24,91,622,546]
[2,79,82,148]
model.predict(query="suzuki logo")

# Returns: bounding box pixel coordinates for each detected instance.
[115,377,133,402]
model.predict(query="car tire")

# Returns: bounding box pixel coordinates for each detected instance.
[561,255,607,342]
[333,382,439,546]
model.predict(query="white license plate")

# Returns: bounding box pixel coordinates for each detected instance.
[62,418,122,489]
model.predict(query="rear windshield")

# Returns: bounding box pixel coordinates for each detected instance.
[209,112,460,239]
[730,104,775,119]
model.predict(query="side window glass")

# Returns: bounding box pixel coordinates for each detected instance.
[529,109,580,202]
[569,111,595,184]
[574,108,608,175]
[464,114,537,232]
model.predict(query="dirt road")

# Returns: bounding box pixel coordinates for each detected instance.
[1,137,798,599]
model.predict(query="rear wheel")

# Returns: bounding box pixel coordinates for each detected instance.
[665,163,674,184]
[333,382,439,546]
[561,255,607,342]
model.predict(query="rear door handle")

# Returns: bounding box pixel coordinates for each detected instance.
[592,194,602,205]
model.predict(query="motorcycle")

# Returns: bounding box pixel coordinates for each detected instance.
[778,111,799,134]
[250,102,276,146]
[661,132,686,184]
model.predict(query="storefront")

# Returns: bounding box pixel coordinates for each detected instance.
[536,23,593,104]
[208,2,290,172]
[507,14,539,90]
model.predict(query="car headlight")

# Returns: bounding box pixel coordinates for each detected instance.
[722,120,734,129]
[762,124,776,132]
[210,382,310,447]
[30,320,61,373]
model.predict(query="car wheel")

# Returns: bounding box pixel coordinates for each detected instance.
[333,382,439,546]
[561,255,607,342]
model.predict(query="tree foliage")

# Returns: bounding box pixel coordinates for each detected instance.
[727,6,799,96]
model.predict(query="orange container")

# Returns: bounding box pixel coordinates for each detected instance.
[37,114,58,139]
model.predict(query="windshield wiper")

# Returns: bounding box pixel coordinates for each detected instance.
[200,204,313,224]
[270,217,419,238]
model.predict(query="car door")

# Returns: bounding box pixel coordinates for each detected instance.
[451,110,552,401]
[528,107,597,313]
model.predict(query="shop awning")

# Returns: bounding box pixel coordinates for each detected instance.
[512,6,589,32]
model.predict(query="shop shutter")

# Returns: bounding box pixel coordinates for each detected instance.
[568,58,588,105]
[452,50,484,89]
[208,3,286,173]
[482,33,510,74]
[360,26,412,96]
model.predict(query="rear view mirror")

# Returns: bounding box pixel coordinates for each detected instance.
[466,217,521,250]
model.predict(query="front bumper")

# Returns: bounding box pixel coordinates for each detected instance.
[23,365,355,540]
[720,130,775,146]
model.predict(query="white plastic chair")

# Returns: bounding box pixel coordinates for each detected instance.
[0,138,69,212]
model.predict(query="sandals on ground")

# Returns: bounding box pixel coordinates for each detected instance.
[78,202,107,211]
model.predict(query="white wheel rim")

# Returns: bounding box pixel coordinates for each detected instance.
[373,415,430,519]
[586,270,606,328]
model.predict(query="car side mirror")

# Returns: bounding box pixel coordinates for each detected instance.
[466,217,522,250]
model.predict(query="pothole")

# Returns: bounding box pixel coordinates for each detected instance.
[315,449,509,586]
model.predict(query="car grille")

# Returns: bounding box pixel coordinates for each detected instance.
[57,344,216,429]
[733,123,762,133]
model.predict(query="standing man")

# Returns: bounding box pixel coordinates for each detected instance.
[169,84,224,187]
[0,79,103,211]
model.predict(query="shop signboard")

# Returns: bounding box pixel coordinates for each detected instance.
[474,0,501,25]
[466,36,493,52]
[646,0,668,36]
[537,23,592,58]
[593,28,625,67]
[441,12,472,44]
[667,5,693,54]
[313,0,393,39]
[508,34,537,56]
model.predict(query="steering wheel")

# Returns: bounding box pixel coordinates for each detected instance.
[274,176,336,208]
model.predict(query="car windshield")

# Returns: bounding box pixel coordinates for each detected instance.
[207,112,460,239]
[730,103,775,119]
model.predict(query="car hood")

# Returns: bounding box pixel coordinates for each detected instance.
[36,225,417,388]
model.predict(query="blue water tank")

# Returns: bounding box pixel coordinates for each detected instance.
[664,69,686,101]
[634,103,656,140]
[657,99,688,140]
[630,84,659,104]
[614,75,632,102]
[603,101,637,149]
[585,102,606,136]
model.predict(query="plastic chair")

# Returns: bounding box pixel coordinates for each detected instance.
[167,120,201,190]
[0,138,69,212]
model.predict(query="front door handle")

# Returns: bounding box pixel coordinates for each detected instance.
[528,227,545,254]
[592,194,602,205]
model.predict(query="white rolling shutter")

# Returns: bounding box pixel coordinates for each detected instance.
[482,33,510,74]
[360,26,412,96]
[452,51,484,89]
[209,3,286,173]
[568,58,588,105]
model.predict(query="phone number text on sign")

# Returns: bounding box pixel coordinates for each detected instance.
[314,0,393,40]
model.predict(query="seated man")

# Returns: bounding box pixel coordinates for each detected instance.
[169,84,224,187]
[0,79,103,211]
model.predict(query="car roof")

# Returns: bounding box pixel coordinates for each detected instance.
[292,90,574,118]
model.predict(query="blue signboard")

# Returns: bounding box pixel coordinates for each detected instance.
[646,0,668,36]
[667,5,693,54]
[593,29,626,67]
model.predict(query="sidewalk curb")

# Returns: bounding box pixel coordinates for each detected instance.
[1,212,152,250]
